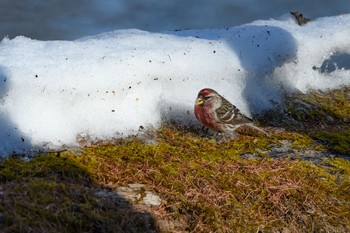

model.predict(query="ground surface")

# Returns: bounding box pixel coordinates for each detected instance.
[0,88,349,233]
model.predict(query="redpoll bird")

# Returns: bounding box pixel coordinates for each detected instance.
[194,88,269,136]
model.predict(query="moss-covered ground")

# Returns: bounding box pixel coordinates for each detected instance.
[1,88,350,233]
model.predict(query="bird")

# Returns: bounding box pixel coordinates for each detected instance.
[194,88,269,136]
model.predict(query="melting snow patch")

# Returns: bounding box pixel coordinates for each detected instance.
[0,14,350,156]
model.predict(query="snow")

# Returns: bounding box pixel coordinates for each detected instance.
[0,14,350,156]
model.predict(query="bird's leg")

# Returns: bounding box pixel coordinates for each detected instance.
[201,126,209,134]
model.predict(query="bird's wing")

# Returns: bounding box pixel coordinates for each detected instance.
[215,97,253,125]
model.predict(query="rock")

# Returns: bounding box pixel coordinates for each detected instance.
[116,183,162,206]
[139,191,162,206]
[127,183,145,189]
[290,12,311,26]
[95,184,162,207]
[326,115,334,123]
[157,219,186,232]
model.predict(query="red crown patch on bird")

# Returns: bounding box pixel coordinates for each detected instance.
[199,88,215,96]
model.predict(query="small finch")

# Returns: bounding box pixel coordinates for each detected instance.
[194,88,269,136]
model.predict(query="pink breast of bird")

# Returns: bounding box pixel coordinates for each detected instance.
[194,103,220,130]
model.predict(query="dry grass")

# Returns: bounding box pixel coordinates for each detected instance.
[66,128,349,232]
[1,88,350,232]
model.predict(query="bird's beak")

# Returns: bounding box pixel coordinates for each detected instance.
[195,97,204,106]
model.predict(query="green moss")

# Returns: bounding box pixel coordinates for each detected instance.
[309,88,350,122]
[289,88,350,123]
[329,158,350,174]
[60,127,350,232]
[327,159,350,202]
[0,155,92,184]
[311,128,350,155]
[274,131,315,150]
[0,155,158,233]
[1,120,350,232]
[265,88,350,156]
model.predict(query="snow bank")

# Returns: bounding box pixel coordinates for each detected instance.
[0,14,349,156]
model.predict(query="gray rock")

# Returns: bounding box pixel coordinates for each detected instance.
[116,183,162,206]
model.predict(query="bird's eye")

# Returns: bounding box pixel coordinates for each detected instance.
[204,96,212,100]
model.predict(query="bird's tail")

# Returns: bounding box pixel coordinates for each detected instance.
[246,124,270,137]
